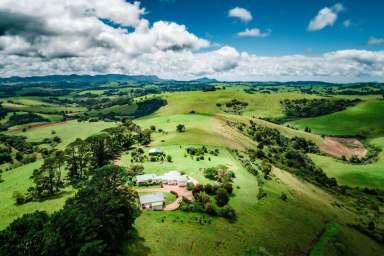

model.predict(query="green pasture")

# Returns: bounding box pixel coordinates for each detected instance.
[311,137,384,189]
[290,100,384,137]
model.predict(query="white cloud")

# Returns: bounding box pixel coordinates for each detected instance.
[308,3,344,31]
[0,1,383,82]
[368,37,384,46]
[238,28,271,37]
[343,19,352,28]
[228,7,252,22]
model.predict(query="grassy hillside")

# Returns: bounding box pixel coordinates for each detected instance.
[152,89,320,118]
[310,137,384,189]
[0,161,76,230]
[290,100,384,137]
[7,120,116,148]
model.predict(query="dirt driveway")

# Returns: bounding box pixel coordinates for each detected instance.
[137,185,193,211]
[320,136,368,160]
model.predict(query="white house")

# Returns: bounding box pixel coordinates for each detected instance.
[136,173,157,185]
[139,193,164,210]
[135,171,189,187]
[157,171,189,186]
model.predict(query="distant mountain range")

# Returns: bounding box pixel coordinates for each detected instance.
[0,74,221,84]
[0,74,381,86]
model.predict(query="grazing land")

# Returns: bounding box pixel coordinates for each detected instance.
[0,78,384,255]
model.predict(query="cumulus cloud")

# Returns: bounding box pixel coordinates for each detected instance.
[0,1,383,82]
[308,3,344,31]
[238,28,271,37]
[368,37,384,46]
[0,0,209,59]
[228,7,253,22]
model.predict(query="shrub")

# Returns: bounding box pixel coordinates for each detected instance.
[13,191,26,205]
[215,188,229,207]
[217,205,237,222]
[186,182,194,191]
[166,155,172,162]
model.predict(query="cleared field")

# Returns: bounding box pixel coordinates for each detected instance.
[152,89,321,118]
[311,137,384,189]
[7,120,116,149]
[2,97,85,114]
[136,113,256,150]
[290,100,384,138]
[122,146,381,255]
[0,161,76,230]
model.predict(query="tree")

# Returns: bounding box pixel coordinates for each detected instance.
[30,152,65,198]
[176,124,186,133]
[137,129,151,146]
[261,159,272,179]
[86,134,120,168]
[166,155,172,162]
[126,164,144,177]
[65,138,91,183]
[215,188,229,207]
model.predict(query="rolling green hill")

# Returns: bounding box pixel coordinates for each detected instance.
[290,100,384,137]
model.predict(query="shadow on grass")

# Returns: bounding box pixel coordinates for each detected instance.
[121,229,151,256]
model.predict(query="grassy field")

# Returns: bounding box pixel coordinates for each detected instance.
[7,120,116,149]
[1,89,384,255]
[310,137,384,189]
[152,88,321,118]
[290,100,384,138]
[122,146,382,255]
[2,97,85,114]
[0,161,76,230]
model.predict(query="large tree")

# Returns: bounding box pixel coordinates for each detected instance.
[65,138,91,183]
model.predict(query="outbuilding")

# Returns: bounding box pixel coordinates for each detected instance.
[139,193,164,210]
[148,148,163,155]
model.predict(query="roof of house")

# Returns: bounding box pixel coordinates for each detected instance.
[139,193,164,205]
[149,148,162,154]
[136,173,157,183]
[158,171,188,182]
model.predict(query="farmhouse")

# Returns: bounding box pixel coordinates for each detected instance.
[136,173,157,185]
[148,147,163,155]
[135,171,189,186]
[139,193,164,210]
[158,171,189,186]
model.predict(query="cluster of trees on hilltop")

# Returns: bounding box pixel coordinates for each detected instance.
[15,120,151,204]
[280,98,361,119]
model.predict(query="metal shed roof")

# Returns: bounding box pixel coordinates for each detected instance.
[139,193,164,204]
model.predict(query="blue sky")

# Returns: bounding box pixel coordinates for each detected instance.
[0,0,383,81]
[139,0,384,55]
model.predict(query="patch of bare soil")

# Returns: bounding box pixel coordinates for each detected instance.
[320,136,368,160]
[13,121,69,132]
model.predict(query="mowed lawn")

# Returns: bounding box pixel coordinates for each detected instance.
[7,120,116,149]
[290,100,384,137]
[310,137,384,189]
[0,161,76,230]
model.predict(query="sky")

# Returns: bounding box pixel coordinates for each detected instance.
[0,0,383,82]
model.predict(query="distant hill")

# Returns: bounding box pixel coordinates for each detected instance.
[191,77,219,83]
[0,74,164,84]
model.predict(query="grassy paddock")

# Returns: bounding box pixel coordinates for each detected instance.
[310,137,384,189]
[290,100,384,138]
